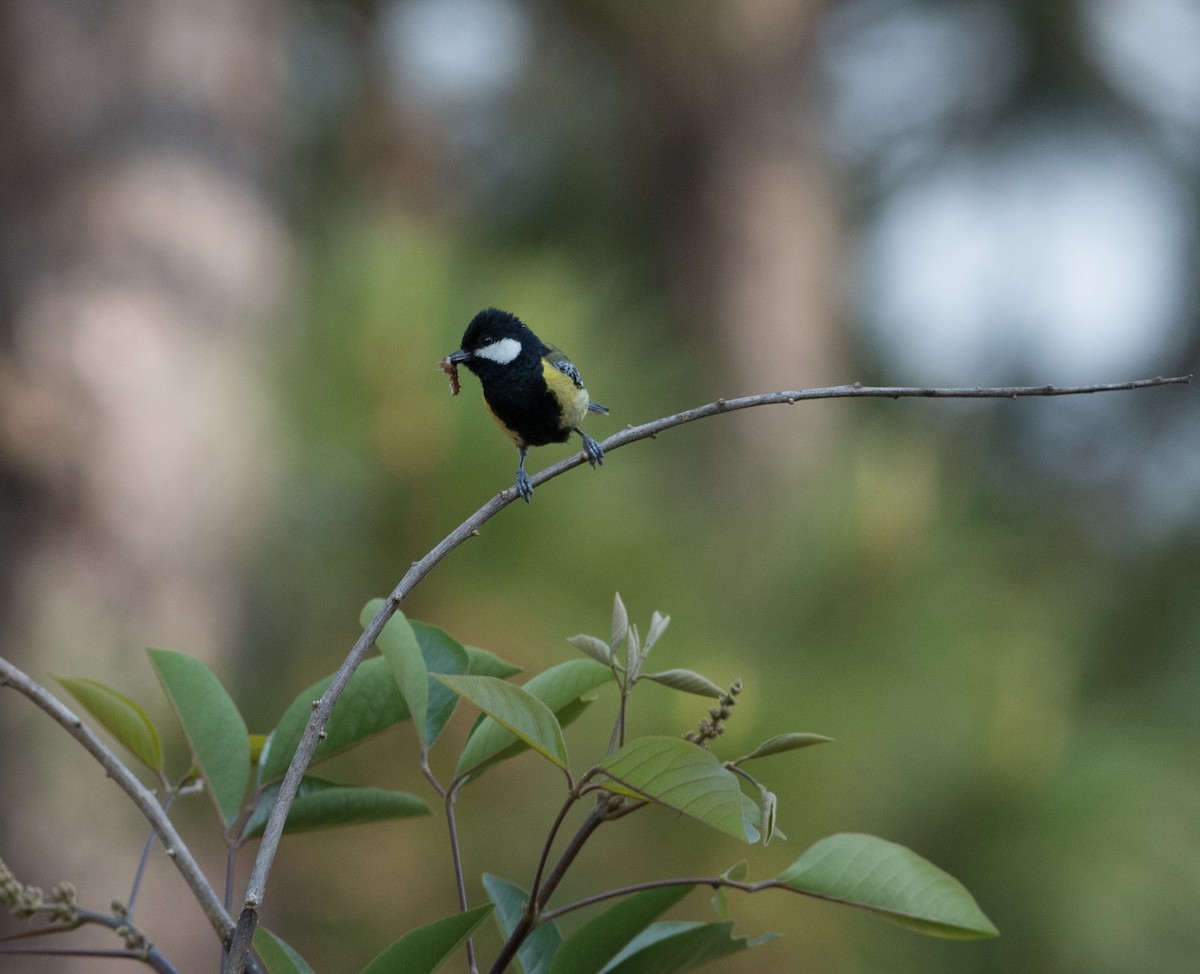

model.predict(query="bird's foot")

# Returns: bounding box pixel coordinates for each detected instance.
[581,432,604,467]
[515,467,534,502]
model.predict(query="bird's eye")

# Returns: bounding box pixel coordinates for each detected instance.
[480,337,494,346]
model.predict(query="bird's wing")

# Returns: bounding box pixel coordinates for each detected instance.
[544,347,585,390]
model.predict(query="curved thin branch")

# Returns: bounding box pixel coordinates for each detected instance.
[223,373,1191,972]
[0,907,179,973]
[0,659,232,950]
[0,945,176,970]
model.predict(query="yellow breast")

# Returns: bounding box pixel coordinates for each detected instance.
[542,359,590,429]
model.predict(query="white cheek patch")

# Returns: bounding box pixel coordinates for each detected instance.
[475,337,522,365]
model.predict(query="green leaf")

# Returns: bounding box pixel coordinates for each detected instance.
[147,649,249,825]
[466,646,522,679]
[55,676,164,773]
[625,623,640,678]
[366,605,429,746]
[641,669,724,698]
[482,874,562,974]
[259,657,409,785]
[358,904,493,974]
[731,732,833,765]
[611,592,629,650]
[601,921,771,974]
[413,622,472,744]
[550,885,692,974]
[253,926,316,974]
[455,660,611,780]
[643,611,670,653]
[566,633,613,666]
[776,833,999,939]
[759,789,779,845]
[359,600,471,746]
[435,675,568,770]
[599,737,751,843]
[242,776,429,839]
[740,794,761,845]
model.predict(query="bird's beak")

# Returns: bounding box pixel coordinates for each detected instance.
[447,348,471,364]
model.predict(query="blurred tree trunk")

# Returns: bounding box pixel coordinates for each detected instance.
[0,0,288,966]
[576,1,844,478]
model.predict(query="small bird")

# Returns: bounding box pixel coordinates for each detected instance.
[446,307,608,501]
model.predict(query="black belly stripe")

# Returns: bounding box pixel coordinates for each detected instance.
[483,378,572,447]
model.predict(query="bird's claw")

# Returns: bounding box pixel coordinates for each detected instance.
[581,433,604,468]
[515,468,534,502]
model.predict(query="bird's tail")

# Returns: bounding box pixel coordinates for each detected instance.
[587,401,609,415]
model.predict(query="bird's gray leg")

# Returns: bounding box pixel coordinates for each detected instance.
[515,445,534,502]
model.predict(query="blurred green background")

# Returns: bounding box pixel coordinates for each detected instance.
[1,1,1197,972]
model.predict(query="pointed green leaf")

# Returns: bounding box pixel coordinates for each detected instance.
[55,676,164,773]
[147,649,248,825]
[366,605,429,746]
[435,675,568,770]
[599,737,750,843]
[455,660,611,780]
[625,623,640,677]
[253,926,316,974]
[259,656,409,785]
[611,592,629,650]
[777,833,999,939]
[466,646,522,679]
[641,669,724,698]
[566,634,613,666]
[550,885,692,974]
[360,600,471,745]
[483,874,562,974]
[358,904,493,974]
[643,611,670,653]
[413,622,472,744]
[602,921,772,974]
[242,776,429,838]
[732,732,833,765]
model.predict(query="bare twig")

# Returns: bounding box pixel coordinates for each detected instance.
[223,374,1191,972]
[0,945,178,970]
[0,904,179,974]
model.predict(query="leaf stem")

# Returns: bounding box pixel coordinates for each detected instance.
[128,787,180,918]
[526,789,583,907]
[444,796,478,974]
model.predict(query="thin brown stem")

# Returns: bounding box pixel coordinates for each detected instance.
[527,789,585,906]
[444,796,478,974]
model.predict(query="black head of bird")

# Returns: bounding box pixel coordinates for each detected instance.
[447,307,608,502]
